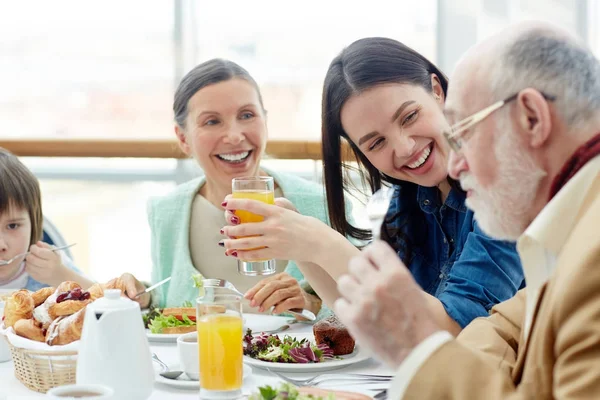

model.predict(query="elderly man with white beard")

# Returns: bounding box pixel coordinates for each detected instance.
[334,21,600,399]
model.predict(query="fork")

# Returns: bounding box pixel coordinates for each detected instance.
[203,278,316,321]
[366,186,395,241]
[267,368,392,387]
[0,243,76,266]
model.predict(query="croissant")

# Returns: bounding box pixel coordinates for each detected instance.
[45,307,86,346]
[103,277,128,294]
[87,283,104,301]
[3,290,34,328]
[31,287,55,307]
[33,282,83,328]
[14,318,45,342]
[56,281,81,293]
[49,299,91,319]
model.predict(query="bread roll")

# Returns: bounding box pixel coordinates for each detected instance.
[31,287,55,307]
[14,318,45,342]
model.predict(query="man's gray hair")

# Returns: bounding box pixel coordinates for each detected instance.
[491,31,600,128]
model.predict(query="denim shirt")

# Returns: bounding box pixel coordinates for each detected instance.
[385,184,525,328]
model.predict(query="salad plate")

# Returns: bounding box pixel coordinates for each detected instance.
[243,332,370,372]
[146,317,249,343]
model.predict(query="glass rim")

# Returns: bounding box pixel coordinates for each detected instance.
[195,293,242,305]
[231,176,274,183]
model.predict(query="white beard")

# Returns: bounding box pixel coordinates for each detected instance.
[461,118,546,241]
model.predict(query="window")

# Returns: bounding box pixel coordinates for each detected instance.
[0,1,438,141]
[193,0,438,139]
[0,1,174,139]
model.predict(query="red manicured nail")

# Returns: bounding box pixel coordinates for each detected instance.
[221,201,227,207]
[231,216,240,225]
[231,251,238,257]
[220,229,224,235]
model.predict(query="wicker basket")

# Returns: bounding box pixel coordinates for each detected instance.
[4,336,78,393]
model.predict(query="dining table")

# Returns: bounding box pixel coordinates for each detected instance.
[0,314,392,399]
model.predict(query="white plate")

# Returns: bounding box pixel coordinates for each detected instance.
[243,314,294,333]
[146,330,185,343]
[243,334,370,372]
[155,363,252,390]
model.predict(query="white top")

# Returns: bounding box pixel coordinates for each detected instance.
[188,190,288,313]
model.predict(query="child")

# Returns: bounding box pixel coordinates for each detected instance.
[0,148,94,290]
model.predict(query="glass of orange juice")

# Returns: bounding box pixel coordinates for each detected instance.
[231,176,276,276]
[197,292,243,399]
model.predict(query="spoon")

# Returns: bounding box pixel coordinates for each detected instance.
[152,353,184,380]
[0,243,76,266]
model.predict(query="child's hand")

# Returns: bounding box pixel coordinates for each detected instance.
[25,241,69,286]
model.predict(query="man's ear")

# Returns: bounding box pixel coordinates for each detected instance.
[516,89,552,148]
[174,124,192,156]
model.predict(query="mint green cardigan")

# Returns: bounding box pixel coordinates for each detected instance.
[147,166,334,319]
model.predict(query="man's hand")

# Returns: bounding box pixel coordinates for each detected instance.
[334,241,440,369]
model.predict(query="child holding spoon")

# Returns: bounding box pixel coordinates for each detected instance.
[0,148,93,291]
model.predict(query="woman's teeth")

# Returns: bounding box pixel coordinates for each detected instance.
[217,151,251,163]
[406,145,432,169]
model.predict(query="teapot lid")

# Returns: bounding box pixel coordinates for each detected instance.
[91,289,139,313]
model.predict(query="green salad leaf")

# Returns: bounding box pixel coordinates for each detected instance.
[248,383,335,400]
[191,273,205,297]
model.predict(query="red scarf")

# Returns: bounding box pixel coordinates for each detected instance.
[549,132,600,200]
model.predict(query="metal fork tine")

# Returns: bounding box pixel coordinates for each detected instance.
[266,368,306,386]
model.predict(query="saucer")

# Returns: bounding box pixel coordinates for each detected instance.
[155,363,252,390]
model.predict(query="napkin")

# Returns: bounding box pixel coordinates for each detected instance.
[0,323,80,352]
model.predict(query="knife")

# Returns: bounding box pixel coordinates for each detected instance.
[134,277,171,299]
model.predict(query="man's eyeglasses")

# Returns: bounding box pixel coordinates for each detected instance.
[443,91,556,152]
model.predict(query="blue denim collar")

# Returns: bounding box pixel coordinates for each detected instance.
[416,184,467,214]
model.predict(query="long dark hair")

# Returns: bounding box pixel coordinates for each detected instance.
[321,37,450,248]
[174,58,264,128]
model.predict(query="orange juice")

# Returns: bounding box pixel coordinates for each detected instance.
[232,190,275,223]
[197,314,243,390]
[232,190,275,256]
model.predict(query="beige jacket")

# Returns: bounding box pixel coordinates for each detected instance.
[400,158,600,399]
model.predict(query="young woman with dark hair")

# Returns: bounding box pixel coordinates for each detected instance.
[222,38,524,334]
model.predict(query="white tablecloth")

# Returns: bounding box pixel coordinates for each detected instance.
[0,314,391,399]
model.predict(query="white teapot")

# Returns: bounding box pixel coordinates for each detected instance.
[76,289,154,400]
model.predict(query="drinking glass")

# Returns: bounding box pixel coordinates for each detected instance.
[231,176,276,276]
[197,292,243,399]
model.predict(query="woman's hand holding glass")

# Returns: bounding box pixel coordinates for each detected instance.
[221,196,327,263]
